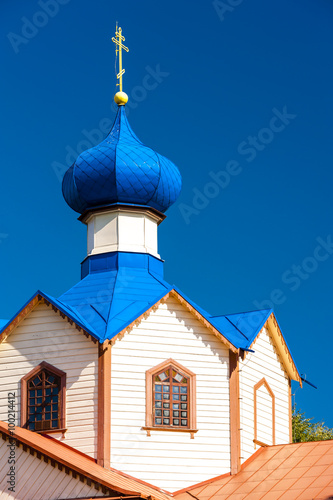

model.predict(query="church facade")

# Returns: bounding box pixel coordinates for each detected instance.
[2,28,330,500]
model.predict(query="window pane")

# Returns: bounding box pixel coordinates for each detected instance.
[173,403,179,410]
[181,420,187,426]
[155,385,162,392]
[173,419,180,425]
[159,372,167,381]
[52,420,58,428]
[181,411,187,418]
[155,418,162,425]
[173,411,179,417]
[46,388,51,396]
[180,387,187,394]
[173,386,179,393]
[173,394,180,400]
[181,403,187,410]
[163,393,170,400]
[163,418,170,425]
[163,385,170,393]
[155,409,162,416]
[45,413,51,420]
[175,373,183,382]
[163,402,170,408]
[181,395,187,401]
[163,410,170,417]
[37,390,42,397]
[155,401,162,408]
[155,393,162,400]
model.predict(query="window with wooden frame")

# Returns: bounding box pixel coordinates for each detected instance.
[145,359,197,437]
[21,361,66,433]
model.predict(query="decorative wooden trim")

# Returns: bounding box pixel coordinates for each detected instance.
[97,341,111,468]
[0,295,41,345]
[146,358,196,432]
[0,294,99,347]
[229,351,240,475]
[20,361,66,430]
[110,289,239,355]
[142,427,198,439]
[253,377,275,448]
[289,378,292,443]
[253,438,269,447]
[241,313,301,385]
[170,290,238,354]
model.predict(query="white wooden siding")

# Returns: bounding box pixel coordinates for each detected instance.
[239,326,290,463]
[110,297,230,492]
[0,438,103,499]
[0,303,98,458]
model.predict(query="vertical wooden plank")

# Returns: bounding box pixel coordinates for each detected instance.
[229,351,240,475]
[289,378,292,443]
[97,341,111,468]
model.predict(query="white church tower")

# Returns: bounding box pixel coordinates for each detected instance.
[0,26,302,496]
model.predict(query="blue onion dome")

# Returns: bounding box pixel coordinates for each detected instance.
[62,106,182,214]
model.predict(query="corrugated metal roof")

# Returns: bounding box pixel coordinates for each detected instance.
[0,421,172,500]
[174,440,333,500]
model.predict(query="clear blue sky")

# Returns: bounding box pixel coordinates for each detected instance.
[1,0,333,427]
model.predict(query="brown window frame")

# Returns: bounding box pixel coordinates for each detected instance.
[144,359,197,437]
[21,361,66,433]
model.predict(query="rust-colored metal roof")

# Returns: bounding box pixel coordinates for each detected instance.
[174,441,333,500]
[0,422,172,500]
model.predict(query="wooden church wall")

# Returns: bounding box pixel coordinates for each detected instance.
[239,326,290,463]
[0,303,98,458]
[0,438,103,499]
[110,296,231,493]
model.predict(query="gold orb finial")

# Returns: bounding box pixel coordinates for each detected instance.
[114,91,128,106]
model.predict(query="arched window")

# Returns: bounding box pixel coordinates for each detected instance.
[21,362,66,432]
[145,359,197,435]
[254,378,275,447]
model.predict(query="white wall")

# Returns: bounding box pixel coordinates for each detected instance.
[239,326,290,463]
[0,303,98,458]
[110,296,230,492]
[0,438,103,500]
[86,209,160,258]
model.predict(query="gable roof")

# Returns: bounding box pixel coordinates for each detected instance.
[173,440,333,500]
[0,421,172,500]
[0,266,301,381]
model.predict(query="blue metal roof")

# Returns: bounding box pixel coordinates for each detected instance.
[59,253,172,342]
[210,309,273,350]
[0,252,298,381]
[62,106,182,214]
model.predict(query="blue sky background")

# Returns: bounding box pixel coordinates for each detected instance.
[1,0,333,427]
